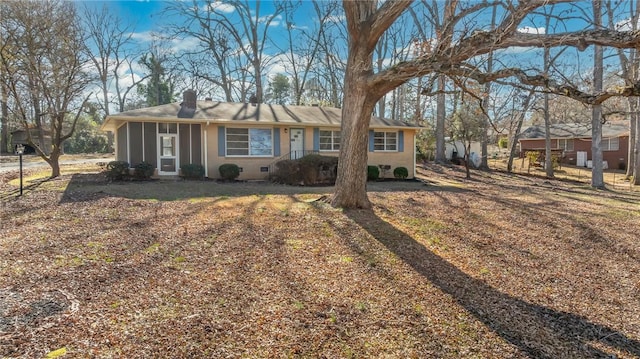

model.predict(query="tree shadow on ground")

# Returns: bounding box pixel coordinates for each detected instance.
[345,209,640,359]
[0,177,53,201]
[59,172,472,204]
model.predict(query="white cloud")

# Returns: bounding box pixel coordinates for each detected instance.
[169,36,201,53]
[206,1,236,14]
[517,26,546,34]
[129,31,159,43]
[258,14,283,27]
[615,17,639,31]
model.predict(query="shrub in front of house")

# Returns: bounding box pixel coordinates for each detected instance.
[299,154,338,185]
[393,166,409,179]
[272,159,302,185]
[105,160,130,181]
[367,165,380,181]
[133,161,154,180]
[219,163,240,181]
[271,154,338,185]
[181,163,205,180]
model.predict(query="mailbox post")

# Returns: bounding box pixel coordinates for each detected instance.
[16,144,24,196]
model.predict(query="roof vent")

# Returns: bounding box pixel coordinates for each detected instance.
[205,97,213,102]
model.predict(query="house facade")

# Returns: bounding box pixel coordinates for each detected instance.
[101,91,422,180]
[518,122,630,170]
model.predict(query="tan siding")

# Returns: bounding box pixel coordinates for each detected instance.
[205,124,416,180]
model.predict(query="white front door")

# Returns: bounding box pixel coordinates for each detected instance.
[290,128,304,159]
[158,134,178,175]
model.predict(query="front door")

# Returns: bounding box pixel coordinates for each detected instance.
[290,128,304,159]
[158,134,178,175]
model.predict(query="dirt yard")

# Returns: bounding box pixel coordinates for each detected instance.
[0,163,639,358]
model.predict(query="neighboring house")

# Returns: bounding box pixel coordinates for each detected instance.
[518,121,629,169]
[10,128,52,155]
[101,90,422,180]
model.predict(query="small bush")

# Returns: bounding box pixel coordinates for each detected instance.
[105,161,130,181]
[181,163,205,180]
[272,160,302,185]
[219,163,240,181]
[393,166,409,179]
[367,165,379,181]
[498,137,508,149]
[133,161,154,180]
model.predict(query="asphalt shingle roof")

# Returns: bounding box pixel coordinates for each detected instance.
[519,121,629,140]
[103,101,421,131]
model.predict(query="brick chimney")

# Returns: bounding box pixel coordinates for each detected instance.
[178,89,197,118]
[183,89,197,109]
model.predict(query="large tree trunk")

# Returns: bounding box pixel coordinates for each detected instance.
[0,82,8,154]
[544,92,554,178]
[591,0,605,189]
[627,98,637,178]
[634,117,640,185]
[331,45,375,208]
[435,75,447,163]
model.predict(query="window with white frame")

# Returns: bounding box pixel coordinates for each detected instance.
[319,130,340,151]
[226,128,273,156]
[374,131,397,151]
[558,139,574,151]
[602,137,619,151]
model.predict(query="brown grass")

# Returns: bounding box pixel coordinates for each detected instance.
[0,163,639,358]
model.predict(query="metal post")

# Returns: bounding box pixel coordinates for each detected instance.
[16,144,24,196]
[19,153,23,196]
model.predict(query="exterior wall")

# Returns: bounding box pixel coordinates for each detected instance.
[205,124,286,180]
[520,136,629,169]
[117,121,204,174]
[206,124,416,180]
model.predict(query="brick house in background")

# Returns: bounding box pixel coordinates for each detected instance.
[518,121,629,170]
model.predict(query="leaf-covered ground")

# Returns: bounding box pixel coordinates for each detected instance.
[1,164,639,358]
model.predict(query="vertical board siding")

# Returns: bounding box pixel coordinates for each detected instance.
[179,123,191,167]
[116,124,128,162]
[191,124,202,165]
[143,122,157,168]
[129,122,143,167]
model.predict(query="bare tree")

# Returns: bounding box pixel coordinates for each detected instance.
[279,0,340,105]
[0,0,91,177]
[82,4,136,116]
[609,0,640,183]
[592,0,605,188]
[332,0,640,208]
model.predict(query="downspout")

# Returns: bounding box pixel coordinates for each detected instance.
[204,121,209,178]
[413,132,417,178]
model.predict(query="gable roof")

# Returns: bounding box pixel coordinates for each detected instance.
[519,121,629,140]
[102,101,422,132]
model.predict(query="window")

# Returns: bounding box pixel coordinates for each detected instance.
[158,123,177,134]
[319,130,340,151]
[558,139,574,151]
[374,131,397,151]
[226,128,273,156]
[602,137,619,151]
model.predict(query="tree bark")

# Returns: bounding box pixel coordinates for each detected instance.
[331,0,410,209]
[435,75,447,163]
[591,0,605,189]
[0,81,8,154]
[627,98,637,178]
[634,115,640,185]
